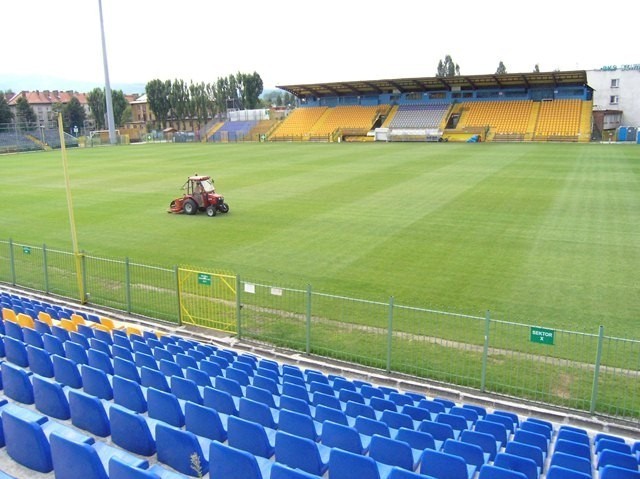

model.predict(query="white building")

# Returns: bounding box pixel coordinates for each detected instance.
[587,65,640,130]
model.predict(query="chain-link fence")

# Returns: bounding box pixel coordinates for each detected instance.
[1,238,638,424]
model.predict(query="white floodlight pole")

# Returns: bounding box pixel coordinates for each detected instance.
[98,0,117,144]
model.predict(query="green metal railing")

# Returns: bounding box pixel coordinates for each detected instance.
[1,238,638,424]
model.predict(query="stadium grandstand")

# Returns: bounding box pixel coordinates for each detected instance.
[266,70,594,143]
[0,285,638,478]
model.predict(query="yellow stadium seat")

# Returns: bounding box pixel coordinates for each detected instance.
[70,314,87,326]
[16,313,35,330]
[2,307,17,323]
[59,319,77,332]
[126,326,142,337]
[100,317,125,331]
[37,311,54,326]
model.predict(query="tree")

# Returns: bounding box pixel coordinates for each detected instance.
[0,95,14,125]
[145,79,172,129]
[436,55,460,77]
[86,88,106,130]
[63,96,86,134]
[238,71,263,110]
[496,61,507,75]
[15,95,37,128]
[533,64,540,73]
[110,89,129,127]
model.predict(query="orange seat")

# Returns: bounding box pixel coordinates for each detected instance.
[37,311,54,326]
[58,319,77,332]
[70,313,87,326]
[16,313,35,329]
[2,307,18,322]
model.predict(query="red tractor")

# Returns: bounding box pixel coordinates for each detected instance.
[168,175,230,217]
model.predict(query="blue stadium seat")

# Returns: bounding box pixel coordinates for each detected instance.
[421,448,476,479]
[278,408,321,442]
[184,401,228,442]
[417,399,445,415]
[505,441,543,474]
[395,426,436,452]
[340,388,366,405]
[134,352,158,371]
[557,428,590,446]
[418,419,454,446]
[554,438,591,461]
[597,439,633,455]
[1,404,62,472]
[52,354,82,388]
[312,391,342,410]
[93,328,113,346]
[280,394,312,416]
[109,456,161,479]
[443,438,486,476]
[332,377,357,392]
[113,335,132,351]
[171,375,203,404]
[520,419,552,440]
[216,375,246,399]
[478,465,528,479]
[209,440,273,479]
[329,447,391,479]
[546,465,592,479]
[388,392,415,408]
[475,419,509,449]
[69,331,91,350]
[345,400,376,420]
[226,366,251,387]
[3,321,24,342]
[22,327,44,348]
[321,420,367,454]
[402,404,432,422]
[271,462,323,479]
[355,415,391,440]
[239,397,278,429]
[147,387,185,427]
[175,352,197,370]
[282,382,311,403]
[26,345,54,377]
[199,359,223,379]
[52,428,148,479]
[155,422,209,477]
[153,346,174,363]
[87,348,114,375]
[309,380,334,397]
[185,366,212,387]
[597,449,639,472]
[64,339,89,365]
[485,413,516,436]
[513,429,548,457]
[600,465,640,479]
[460,429,498,462]
[32,375,71,420]
[275,430,330,476]
[449,406,479,426]
[246,384,279,409]
[314,403,349,425]
[34,319,52,336]
[68,389,111,437]
[113,375,147,413]
[113,357,141,383]
[493,410,520,429]
[43,333,65,356]
[3,336,29,367]
[140,365,170,392]
[227,415,276,459]
[132,340,153,356]
[370,396,397,414]
[1,361,34,404]
[203,385,239,416]
[109,403,156,456]
[369,433,421,471]
[380,409,416,431]
[493,452,538,479]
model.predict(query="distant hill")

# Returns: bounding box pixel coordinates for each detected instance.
[0,74,145,94]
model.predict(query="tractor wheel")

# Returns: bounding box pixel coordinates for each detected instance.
[206,206,217,217]
[183,199,197,215]
[219,203,229,213]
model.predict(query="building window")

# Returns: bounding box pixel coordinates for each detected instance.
[610,78,619,88]
[609,95,619,105]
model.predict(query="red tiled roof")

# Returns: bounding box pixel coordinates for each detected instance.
[7,90,88,106]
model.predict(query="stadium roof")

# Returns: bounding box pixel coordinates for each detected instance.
[277,70,589,98]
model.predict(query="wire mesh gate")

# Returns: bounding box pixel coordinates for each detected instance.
[177,267,237,332]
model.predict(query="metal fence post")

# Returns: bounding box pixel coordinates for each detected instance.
[590,325,605,414]
[386,296,394,373]
[481,310,490,392]
[174,265,182,326]
[81,251,88,304]
[125,257,132,314]
[43,243,50,294]
[8,238,16,285]
[236,275,242,339]
[305,284,312,355]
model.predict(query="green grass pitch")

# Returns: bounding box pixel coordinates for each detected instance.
[2,142,639,338]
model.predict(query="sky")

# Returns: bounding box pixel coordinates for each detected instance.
[2,0,638,93]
